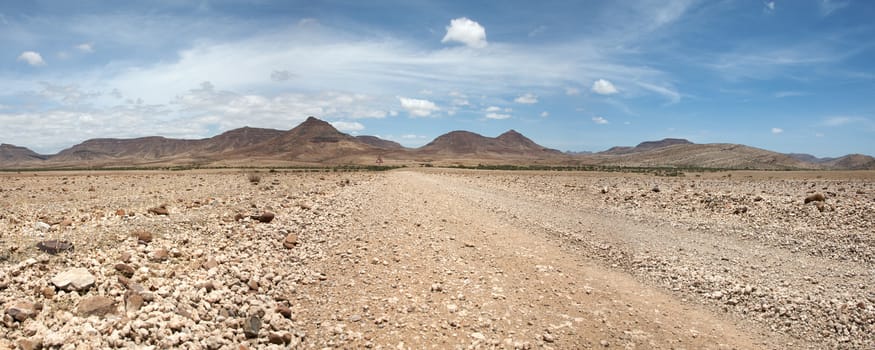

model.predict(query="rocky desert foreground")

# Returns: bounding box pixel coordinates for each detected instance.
[1,169,873,349]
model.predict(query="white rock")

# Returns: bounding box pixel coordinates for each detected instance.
[51,268,96,291]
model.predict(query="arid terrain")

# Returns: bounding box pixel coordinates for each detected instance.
[1,169,873,349]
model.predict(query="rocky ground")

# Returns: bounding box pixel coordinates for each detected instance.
[0,169,872,349]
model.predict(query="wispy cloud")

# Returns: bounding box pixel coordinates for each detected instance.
[636,82,681,104]
[514,93,538,104]
[819,0,849,16]
[822,116,868,127]
[75,42,94,53]
[774,91,807,98]
[486,112,511,120]
[771,127,783,134]
[592,116,609,124]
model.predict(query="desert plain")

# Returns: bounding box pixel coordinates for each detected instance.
[0,168,873,349]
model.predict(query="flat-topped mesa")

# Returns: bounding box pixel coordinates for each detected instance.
[634,138,693,150]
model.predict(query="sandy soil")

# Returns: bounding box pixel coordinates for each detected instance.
[1,169,872,349]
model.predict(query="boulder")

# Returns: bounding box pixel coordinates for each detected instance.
[77,296,117,317]
[51,268,95,291]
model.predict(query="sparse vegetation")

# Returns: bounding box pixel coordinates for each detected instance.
[247,173,261,184]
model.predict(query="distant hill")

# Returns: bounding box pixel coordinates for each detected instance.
[594,143,819,170]
[0,144,47,165]
[600,138,693,155]
[1,118,872,170]
[418,129,561,157]
[223,116,379,163]
[355,135,405,150]
[822,154,875,170]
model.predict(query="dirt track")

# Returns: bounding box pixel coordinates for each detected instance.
[292,170,798,349]
[2,169,872,349]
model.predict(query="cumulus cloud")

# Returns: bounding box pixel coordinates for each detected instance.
[591,79,618,95]
[771,127,783,134]
[270,70,294,82]
[331,121,364,132]
[18,51,45,66]
[592,116,609,124]
[485,106,502,112]
[76,43,94,53]
[486,113,511,120]
[398,97,439,117]
[514,93,538,104]
[441,17,487,48]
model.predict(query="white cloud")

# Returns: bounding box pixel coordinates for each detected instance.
[17,51,45,66]
[514,93,538,104]
[398,97,439,117]
[591,79,618,95]
[331,121,364,132]
[485,106,502,112]
[540,111,549,118]
[451,98,469,106]
[528,25,547,38]
[401,134,426,139]
[565,87,580,96]
[771,127,783,134]
[592,116,609,124]
[441,17,487,48]
[764,1,776,13]
[76,43,94,53]
[486,112,511,120]
[636,82,681,104]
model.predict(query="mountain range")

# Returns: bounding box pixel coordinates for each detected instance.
[1,116,872,170]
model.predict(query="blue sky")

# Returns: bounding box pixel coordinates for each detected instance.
[1,0,873,157]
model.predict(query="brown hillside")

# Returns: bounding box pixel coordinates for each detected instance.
[418,129,560,157]
[227,116,378,162]
[0,143,47,165]
[591,143,820,169]
[355,135,405,150]
[823,154,875,170]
